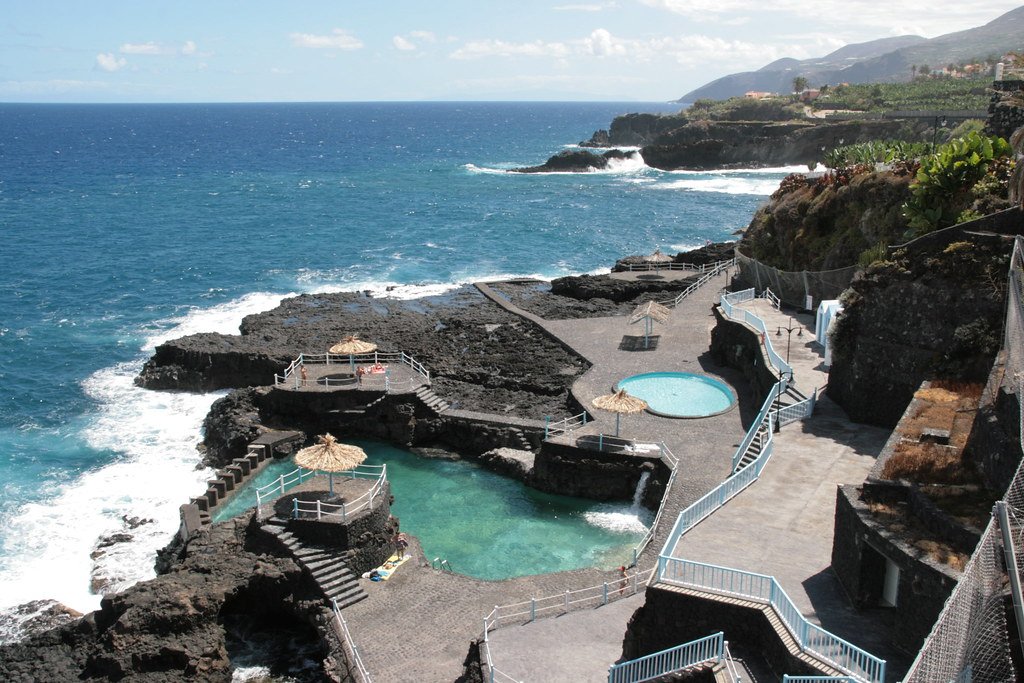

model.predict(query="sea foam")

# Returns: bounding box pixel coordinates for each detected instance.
[0,293,288,614]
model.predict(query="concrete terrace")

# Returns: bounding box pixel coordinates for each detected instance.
[336,272,903,682]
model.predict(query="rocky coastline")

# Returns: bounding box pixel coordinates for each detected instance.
[0,245,726,679]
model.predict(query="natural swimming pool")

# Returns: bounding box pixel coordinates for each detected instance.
[213,439,650,579]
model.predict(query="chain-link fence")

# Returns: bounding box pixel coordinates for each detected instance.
[903,237,1024,683]
[734,250,859,309]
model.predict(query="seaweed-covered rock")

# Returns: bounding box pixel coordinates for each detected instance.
[512,148,636,173]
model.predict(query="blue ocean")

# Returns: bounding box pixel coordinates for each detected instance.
[0,101,793,615]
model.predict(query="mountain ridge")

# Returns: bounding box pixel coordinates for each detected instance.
[680,5,1024,102]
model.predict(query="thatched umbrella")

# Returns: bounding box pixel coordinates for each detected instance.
[329,335,378,372]
[629,300,671,349]
[592,389,648,437]
[294,433,367,495]
[645,249,672,271]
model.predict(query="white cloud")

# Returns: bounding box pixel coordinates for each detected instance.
[180,40,197,56]
[584,28,626,56]
[393,36,416,51]
[119,42,162,55]
[95,52,127,72]
[289,28,363,50]
[409,31,437,42]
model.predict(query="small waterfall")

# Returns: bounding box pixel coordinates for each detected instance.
[631,470,651,511]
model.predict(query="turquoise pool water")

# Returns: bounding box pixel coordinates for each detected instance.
[617,372,736,418]
[212,439,649,579]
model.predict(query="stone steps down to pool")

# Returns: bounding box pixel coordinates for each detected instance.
[732,386,806,473]
[413,386,451,414]
[262,518,368,610]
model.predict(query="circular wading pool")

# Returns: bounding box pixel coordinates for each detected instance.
[616,372,736,418]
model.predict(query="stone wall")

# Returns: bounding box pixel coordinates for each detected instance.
[280,484,395,575]
[532,441,664,501]
[988,80,1024,140]
[964,352,1023,491]
[622,587,823,679]
[709,307,778,403]
[831,485,960,654]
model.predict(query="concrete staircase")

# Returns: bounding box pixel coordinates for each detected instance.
[657,584,847,679]
[508,427,533,452]
[263,517,368,609]
[732,385,808,473]
[414,386,451,415]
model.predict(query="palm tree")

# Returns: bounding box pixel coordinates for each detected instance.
[792,76,808,93]
[911,64,918,79]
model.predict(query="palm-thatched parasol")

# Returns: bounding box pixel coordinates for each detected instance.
[294,433,367,495]
[592,389,648,437]
[629,300,671,349]
[329,335,378,372]
[645,249,673,271]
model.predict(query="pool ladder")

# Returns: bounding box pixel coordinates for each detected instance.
[432,557,453,572]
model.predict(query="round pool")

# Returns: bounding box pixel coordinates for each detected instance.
[616,372,736,418]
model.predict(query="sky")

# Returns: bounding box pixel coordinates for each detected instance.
[2,1,1022,103]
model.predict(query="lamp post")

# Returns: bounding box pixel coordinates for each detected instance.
[773,318,803,432]
[931,115,947,153]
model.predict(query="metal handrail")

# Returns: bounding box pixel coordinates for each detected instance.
[630,443,680,565]
[608,632,723,683]
[483,567,655,635]
[657,558,885,683]
[332,598,373,683]
[289,465,388,522]
[275,350,432,386]
[655,258,735,309]
[624,258,734,273]
[544,411,588,439]
[255,464,386,519]
[723,642,743,683]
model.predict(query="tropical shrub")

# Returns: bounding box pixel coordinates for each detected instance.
[902,132,1013,235]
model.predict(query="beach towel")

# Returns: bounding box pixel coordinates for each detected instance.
[361,553,410,581]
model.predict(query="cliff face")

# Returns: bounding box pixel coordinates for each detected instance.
[829,236,1011,427]
[742,170,914,270]
[640,119,909,171]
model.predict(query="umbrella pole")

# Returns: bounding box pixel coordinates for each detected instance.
[329,472,335,495]
[616,413,621,437]
[349,354,355,373]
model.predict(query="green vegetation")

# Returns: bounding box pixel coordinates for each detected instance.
[823,140,930,169]
[685,97,803,121]
[813,77,991,112]
[903,132,1014,235]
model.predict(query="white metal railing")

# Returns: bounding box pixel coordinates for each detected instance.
[254,464,386,520]
[481,567,656,683]
[782,677,858,682]
[624,258,734,273]
[290,465,388,522]
[544,411,589,439]
[658,558,886,683]
[720,290,795,380]
[275,350,431,387]
[762,287,781,310]
[723,641,743,683]
[630,443,680,565]
[656,258,735,309]
[483,567,655,632]
[332,598,373,683]
[607,631,724,683]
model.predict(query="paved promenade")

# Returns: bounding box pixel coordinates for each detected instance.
[340,279,909,681]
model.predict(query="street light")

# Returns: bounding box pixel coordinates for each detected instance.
[773,318,803,432]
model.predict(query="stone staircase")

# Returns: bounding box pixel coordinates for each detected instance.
[508,427,533,452]
[263,517,368,609]
[414,386,451,415]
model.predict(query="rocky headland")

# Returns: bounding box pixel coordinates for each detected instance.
[573,114,917,170]
[511,148,637,173]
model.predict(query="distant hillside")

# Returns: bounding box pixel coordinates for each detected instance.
[680,5,1024,101]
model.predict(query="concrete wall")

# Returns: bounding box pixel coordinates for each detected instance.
[831,485,960,654]
[709,306,779,404]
